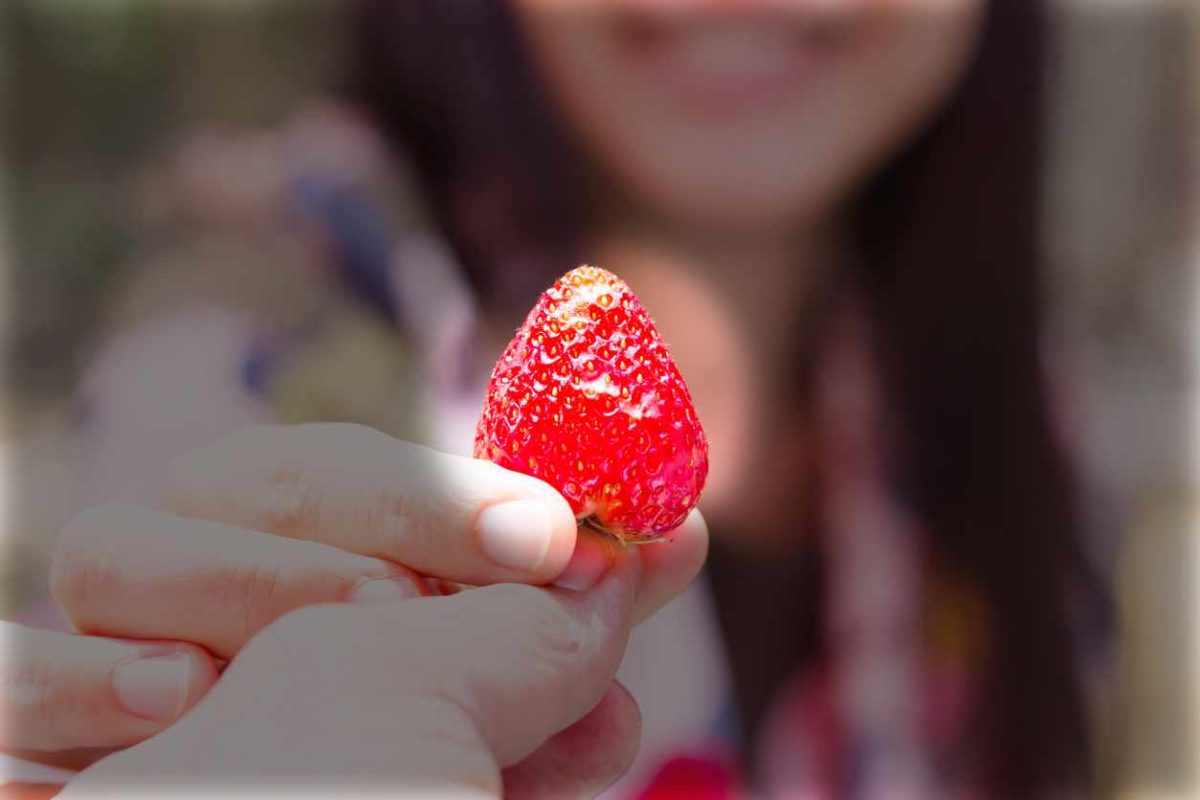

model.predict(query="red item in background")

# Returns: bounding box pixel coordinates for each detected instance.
[632,755,739,800]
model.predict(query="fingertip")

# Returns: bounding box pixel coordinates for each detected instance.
[500,682,642,800]
[601,680,643,775]
[472,458,579,581]
[677,508,710,571]
[475,493,577,580]
[112,644,218,724]
[509,468,581,581]
[643,508,709,577]
[535,490,579,580]
[680,507,710,540]
[179,644,220,713]
[553,529,619,592]
[632,508,709,624]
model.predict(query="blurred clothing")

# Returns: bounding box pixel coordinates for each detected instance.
[21,113,1102,800]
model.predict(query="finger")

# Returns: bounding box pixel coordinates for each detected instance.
[632,508,709,623]
[502,682,641,800]
[0,784,63,799]
[233,546,643,770]
[551,509,708,624]
[409,552,641,767]
[51,505,428,659]
[157,423,579,585]
[0,622,217,756]
[56,555,642,794]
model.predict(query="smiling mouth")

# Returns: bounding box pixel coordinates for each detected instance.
[612,15,845,118]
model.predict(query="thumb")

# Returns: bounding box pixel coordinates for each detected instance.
[1,622,218,757]
[45,550,640,795]
[380,538,640,769]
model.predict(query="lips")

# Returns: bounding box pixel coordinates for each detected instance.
[612,16,841,119]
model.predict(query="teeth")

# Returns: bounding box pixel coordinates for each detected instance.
[669,27,804,80]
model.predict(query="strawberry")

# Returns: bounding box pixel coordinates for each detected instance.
[474,265,708,541]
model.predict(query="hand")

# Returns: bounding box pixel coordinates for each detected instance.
[3,423,708,779]
[59,553,654,798]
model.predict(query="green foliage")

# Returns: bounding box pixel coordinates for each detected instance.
[6,0,341,401]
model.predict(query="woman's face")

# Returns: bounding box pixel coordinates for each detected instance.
[513,0,985,233]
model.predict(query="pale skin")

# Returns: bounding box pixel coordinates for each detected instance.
[3,423,708,797]
[5,0,987,793]
[513,0,985,546]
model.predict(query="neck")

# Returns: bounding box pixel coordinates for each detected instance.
[589,207,846,373]
[585,207,846,549]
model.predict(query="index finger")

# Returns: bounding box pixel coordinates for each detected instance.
[157,423,579,586]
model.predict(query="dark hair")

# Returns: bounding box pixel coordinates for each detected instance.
[351,1,1106,795]
[349,0,586,314]
[855,2,1105,794]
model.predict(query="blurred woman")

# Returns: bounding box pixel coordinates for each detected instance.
[7,1,1111,798]
[350,1,1110,797]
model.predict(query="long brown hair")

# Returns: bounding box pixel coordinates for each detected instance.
[351,1,1106,795]
[854,2,1101,794]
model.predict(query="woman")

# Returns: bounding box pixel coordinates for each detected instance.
[354,0,1109,796]
[4,1,1109,797]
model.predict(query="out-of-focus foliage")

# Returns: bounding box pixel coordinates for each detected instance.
[6,0,342,407]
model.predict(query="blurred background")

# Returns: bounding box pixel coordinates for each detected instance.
[2,1,1198,798]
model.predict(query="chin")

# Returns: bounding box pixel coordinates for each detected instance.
[619,166,850,236]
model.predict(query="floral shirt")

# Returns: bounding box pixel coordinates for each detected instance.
[621,303,992,800]
[9,127,1103,798]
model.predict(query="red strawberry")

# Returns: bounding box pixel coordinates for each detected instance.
[474,265,708,541]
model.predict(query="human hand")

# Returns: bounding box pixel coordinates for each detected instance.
[58,552,655,798]
[4,423,708,786]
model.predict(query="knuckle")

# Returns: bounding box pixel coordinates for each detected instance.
[300,425,419,554]
[490,584,586,663]
[229,560,290,640]
[365,483,418,557]
[4,629,74,751]
[528,607,586,663]
[239,430,327,537]
[162,425,284,514]
[257,463,320,538]
[222,554,350,642]
[50,505,124,621]
[227,549,382,640]
[10,653,56,745]
[249,424,389,537]
[221,422,285,449]
[296,421,386,452]
[169,424,279,479]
